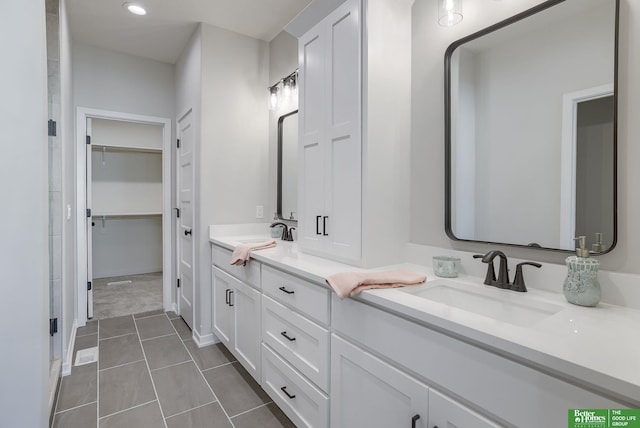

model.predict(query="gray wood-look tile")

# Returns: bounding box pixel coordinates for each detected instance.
[171,317,192,340]
[53,402,97,428]
[142,334,191,370]
[135,314,175,340]
[231,403,296,428]
[165,402,233,428]
[98,361,156,417]
[184,340,235,371]
[98,401,164,428]
[151,361,215,417]
[56,362,97,412]
[99,315,136,339]
[203,362,270,417]
[134,309,165,319]
[165,311,180,320]
[76,320,98,337]
[99,333,144,370]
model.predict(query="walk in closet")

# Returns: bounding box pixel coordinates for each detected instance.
[89,118,164,319]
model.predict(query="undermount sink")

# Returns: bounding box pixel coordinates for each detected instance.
[399,279,563,328]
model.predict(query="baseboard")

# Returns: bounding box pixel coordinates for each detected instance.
[165,302,178,314]
[61,320,77,376]
[48,359,61,420]
[193,330,217,348]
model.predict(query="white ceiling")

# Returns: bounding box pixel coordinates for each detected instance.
[66,0,313,64]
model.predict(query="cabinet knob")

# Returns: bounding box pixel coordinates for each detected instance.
[411,414,420,428]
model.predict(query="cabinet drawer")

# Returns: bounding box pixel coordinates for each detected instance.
[262,344,329,428]
[332,295,623,428]
[262,265,330,325]
[211,245,261,289]
[262,295,330,391]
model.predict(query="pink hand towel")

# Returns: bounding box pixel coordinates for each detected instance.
[230,240,277,266]
[326,269,426,299]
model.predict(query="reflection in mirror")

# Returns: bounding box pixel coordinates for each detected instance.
[278,110,298,221]
[445,0,618,253]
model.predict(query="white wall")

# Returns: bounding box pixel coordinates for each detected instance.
[194,23,269,339]
[410,0,640,274]
[73,42,175,119]
[0,1,49,426]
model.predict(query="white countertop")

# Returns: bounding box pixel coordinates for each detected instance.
[210,232,640,405]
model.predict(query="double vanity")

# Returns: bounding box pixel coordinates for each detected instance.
[209,229,640,428]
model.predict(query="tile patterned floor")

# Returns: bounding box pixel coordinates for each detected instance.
[51,311,296,428]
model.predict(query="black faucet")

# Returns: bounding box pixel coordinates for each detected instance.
[473,250,541,292]
[270,222,293,241]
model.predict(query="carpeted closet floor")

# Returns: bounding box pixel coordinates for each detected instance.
[93,272,163,320]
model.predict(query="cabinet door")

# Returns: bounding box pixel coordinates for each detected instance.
[232,279,262,382]
[429,389,500,428]
[331,334,429,428]
[298,18,327,254]
[212,266,234,348]
[323,0,361,262]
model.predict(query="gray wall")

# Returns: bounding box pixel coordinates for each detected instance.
[410,0,640,273]
[0,1,49,426]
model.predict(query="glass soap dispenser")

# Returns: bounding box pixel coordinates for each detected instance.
[563,236,601,307]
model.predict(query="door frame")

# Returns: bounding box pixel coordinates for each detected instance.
[559,84,614,249]
[75,107,173,327]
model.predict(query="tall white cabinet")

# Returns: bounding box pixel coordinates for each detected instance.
[297,0,413,267]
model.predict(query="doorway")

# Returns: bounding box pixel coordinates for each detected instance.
[76,108,173,326]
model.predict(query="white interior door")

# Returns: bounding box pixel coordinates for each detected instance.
[177,110,194,328]
[86,118,94,319]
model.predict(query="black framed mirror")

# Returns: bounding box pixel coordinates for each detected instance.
[277,110,298,222]
[444,0,618,254]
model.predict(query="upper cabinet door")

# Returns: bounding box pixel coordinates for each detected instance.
[298,0,362,264]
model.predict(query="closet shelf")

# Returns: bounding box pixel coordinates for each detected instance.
[92,212,162,219]
[91,144,162,154]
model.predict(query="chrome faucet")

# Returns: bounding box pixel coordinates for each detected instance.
[473,250,541,292]
[270,222,293,241]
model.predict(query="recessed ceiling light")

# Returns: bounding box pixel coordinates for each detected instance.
[123,2,147,16]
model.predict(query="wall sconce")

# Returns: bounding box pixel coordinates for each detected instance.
[438,0,463,27]
[268,69,298,111]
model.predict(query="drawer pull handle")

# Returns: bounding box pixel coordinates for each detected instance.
[228,290,234,307]
[280,331,296,342]
[322,216,329,236]
[225,289,230,305]
[411,414,420,428]
[279,286,295,295]
[316,215,321,235]
[280,386,296,399]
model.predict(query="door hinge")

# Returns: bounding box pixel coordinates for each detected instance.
[48,120,57,137]
[87,281,92,291]
[49,318,58,336]
[86,208,92,218]
[177,278,181,288]
[175,208,180,218]
[176,138,180,149]
[86,135,91,145]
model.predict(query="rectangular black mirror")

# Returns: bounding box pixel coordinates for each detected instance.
[278,110,298,222]
[445,0,618,253]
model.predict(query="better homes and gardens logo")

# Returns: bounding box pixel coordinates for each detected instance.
[569,409,640,428]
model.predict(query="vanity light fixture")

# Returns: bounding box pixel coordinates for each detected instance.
[123,2,147,16]
[438,0,463,27]
[268,69,298,111]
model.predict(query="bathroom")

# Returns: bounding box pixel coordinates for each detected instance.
[2,0,640,427]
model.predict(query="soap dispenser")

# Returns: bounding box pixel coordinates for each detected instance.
[563,236,601,307]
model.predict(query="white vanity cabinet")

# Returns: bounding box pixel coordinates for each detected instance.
[332,295,624,428]
[211,262,261,382]
[297,0,413,267]
[260,265,331,427]
[298,0,362,263]
[331,334,429,428]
